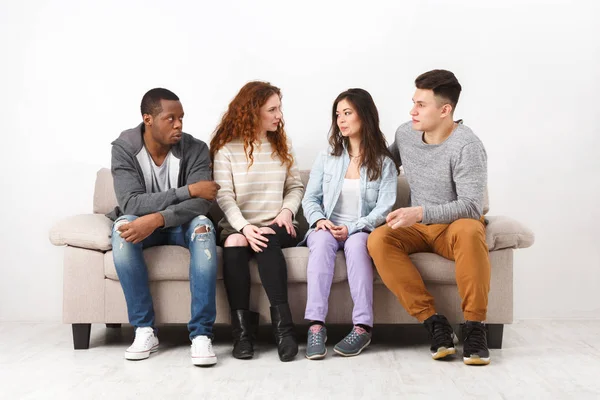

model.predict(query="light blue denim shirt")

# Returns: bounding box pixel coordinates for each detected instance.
[300,147,397,244]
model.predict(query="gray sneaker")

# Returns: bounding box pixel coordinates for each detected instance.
[306,324,327,360]
[333,325,372,357]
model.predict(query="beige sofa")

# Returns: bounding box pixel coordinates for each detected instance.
[49,168,534,350]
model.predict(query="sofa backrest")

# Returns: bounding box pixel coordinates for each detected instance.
[93,168,487,232]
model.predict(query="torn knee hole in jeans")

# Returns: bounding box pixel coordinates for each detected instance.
[113,220,130,250]
[191,225,212,241]
[191,225,213,260]
[113,219,129,234]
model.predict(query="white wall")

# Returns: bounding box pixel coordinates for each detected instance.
[1,0,598,321]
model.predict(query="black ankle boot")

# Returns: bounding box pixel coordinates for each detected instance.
[269,304,298,362]
[231,309,259,359]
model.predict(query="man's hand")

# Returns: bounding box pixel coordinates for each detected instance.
[117,213,164,244]
[188,181,221,201]
[386,206,423,229]
[330,225,348,242]
[267,208,296,238]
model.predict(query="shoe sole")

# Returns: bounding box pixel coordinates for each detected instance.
[192,356,217,366]
[125,344,159,360]
[306,348,327,360]
[333,338,371,357]
[432,346,456,360]
[233,353,254,360]
[463,356,490,365]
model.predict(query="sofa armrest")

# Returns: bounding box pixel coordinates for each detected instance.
[485,215,535,251]
[49,214,112,251]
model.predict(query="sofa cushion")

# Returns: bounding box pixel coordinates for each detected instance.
[104,245,466,285]
[105,246,224,281]
[94,169,119,215]
[249,247,348,284]
[104,246,350,284]
[49,214,113,251]
[485,215,535,251]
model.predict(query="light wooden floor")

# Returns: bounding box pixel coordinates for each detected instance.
[0,320,599,399]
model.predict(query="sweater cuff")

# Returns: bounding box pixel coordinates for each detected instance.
[346,222,359,236]
[176,186,191,202]
[231,218,252,233]
[281,201,301,217]
[421,205,432,225]
[309,212,327,228]
[159,209,176,228]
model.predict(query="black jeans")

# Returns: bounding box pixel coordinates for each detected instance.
[223,223,299,310]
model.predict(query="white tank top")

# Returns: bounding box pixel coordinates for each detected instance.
[329,178,361,227]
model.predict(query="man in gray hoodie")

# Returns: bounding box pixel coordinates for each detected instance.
[107,88,220,366]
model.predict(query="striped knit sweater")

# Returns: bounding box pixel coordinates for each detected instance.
[213,139,304,238]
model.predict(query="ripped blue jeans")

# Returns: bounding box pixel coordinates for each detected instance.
[111,215,217,340]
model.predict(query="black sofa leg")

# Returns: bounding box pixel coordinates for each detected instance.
[486,324,504,349]
[72,323,91,350]
[106,323,122,329]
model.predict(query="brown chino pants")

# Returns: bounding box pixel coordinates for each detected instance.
[367,218,490,322]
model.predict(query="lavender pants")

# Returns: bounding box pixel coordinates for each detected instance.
[304,229,374,327]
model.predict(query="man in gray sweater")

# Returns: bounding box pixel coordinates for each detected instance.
[368,70,491,365]
[107,88,220,366]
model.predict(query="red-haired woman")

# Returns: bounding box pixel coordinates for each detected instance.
[210,81,304,362]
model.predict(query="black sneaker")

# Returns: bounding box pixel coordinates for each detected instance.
[462,321,490,365]
[423,314,457,360]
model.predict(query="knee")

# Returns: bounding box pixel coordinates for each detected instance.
[309,230,337,250]
[112,216,140,261]
[191,215,214,232]
[260,226,278,236]
[346,232,369,247]
[190,215,215,241]
[367,225,388,253]
[112,215,138,239]
[224,234,248,247]
[450,219,485,241]
[258,226,283,250]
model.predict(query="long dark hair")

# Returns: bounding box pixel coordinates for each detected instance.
[328,88,399,181]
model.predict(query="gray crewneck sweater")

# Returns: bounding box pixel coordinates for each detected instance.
[389,121,487,224]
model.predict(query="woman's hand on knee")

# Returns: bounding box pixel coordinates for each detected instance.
[267,208,296,238]
[259,226,276,236]
[242,225,269,253]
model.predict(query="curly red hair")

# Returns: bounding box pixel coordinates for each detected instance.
[210,81,294,171]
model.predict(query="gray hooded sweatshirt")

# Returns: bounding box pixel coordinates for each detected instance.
[106,123,213,228]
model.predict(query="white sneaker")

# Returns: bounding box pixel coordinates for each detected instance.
[191,335,217,366]
[124,327,159,360]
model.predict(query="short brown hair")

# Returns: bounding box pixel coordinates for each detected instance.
[415,69,462,111]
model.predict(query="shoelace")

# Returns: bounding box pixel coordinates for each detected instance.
[309,326,324,346]
[464,324,487,351]
[431,321,454,347]
[192,337,213,353]
[344,326,367,344]
[133,328,154,347]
